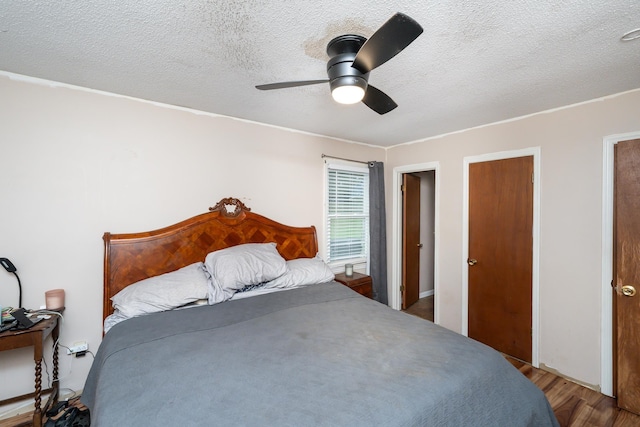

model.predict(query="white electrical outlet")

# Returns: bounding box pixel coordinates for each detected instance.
[67,341,88,355]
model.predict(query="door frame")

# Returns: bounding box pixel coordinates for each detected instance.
[601,131,640,397]
[462,147,541,368]
[391,162,440,322]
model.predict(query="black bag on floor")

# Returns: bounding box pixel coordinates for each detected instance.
[44,405,90,427]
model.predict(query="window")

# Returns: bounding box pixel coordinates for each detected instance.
[325,162,369,266]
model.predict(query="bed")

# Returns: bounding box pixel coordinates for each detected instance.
[82,197,559,426]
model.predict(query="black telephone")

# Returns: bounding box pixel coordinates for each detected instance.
[10,308,42,330]
[0,258,17,273]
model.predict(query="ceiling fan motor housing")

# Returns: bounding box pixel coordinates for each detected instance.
[326,35,370,94]
[327,52,369,94]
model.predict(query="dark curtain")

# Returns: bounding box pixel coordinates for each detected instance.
[368,161,388,304]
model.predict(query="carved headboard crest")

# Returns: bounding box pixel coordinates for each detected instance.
[209,197,251,218]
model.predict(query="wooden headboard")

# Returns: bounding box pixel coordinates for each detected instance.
[103,197,318,321]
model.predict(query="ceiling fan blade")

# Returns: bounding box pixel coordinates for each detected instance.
[255,80,328,90]
[351,12,423,74]
[362,84,397,115]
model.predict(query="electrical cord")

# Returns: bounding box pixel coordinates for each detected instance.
[57,343,71,353]
[32,309,65,322]
[48,342,94,394]
[33,309,65,362]
[29,310,66,389]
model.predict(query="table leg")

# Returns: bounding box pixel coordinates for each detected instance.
[33,359,42,427]
[52,322,60,402]
[43,319,61,414]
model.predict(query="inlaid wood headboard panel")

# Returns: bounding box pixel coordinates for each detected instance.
[103,197,318,320]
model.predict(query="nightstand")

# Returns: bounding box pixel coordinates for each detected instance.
[334,272,373,299]
[0,312,62,427]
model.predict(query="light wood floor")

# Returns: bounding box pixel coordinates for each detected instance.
[0,412,30,427]
[506,357,640,426]
[403,294,434,321]
[404,295,640,426]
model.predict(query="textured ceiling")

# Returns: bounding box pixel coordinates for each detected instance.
[1,1,639,147]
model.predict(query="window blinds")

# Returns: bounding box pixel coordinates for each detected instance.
[326,167,369,262]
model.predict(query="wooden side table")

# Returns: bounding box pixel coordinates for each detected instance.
[0,313,61,427]
[334,272,373,299]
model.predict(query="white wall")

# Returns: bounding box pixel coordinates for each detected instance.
[386,89,640,389]
[0,73,384,415]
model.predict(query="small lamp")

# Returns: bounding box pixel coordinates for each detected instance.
[1,258,22,308]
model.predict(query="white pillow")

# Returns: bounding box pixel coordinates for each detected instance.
[205,242,287,304]
[104,309,129,334]
[111,262,210,318]
[263,255,335,289]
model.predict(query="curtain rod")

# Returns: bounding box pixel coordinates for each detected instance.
[321,154,370,165]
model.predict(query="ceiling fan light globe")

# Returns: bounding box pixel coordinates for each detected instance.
[329,76,367,105]
[332,85,365,104]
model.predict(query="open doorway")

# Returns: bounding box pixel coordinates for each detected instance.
[391,162,439,322]
[401,171,436,321]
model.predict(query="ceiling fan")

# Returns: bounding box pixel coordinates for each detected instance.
[255,12,423,115]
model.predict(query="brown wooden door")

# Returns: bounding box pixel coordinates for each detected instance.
[402,173,421,309]
[468,156,533,362]
[614,139,640,415]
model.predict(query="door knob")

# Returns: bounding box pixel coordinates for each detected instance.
[467,258,478,266]
[621,285,636,297]
[417,243,423,248]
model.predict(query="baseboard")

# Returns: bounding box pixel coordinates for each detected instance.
[419,290,434,299]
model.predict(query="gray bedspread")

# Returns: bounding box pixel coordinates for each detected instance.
[83,282,559,427]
